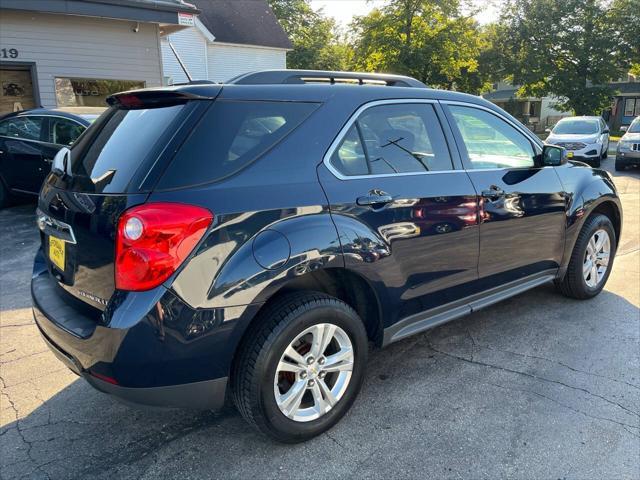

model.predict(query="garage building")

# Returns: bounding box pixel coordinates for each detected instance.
[161,0,292,84]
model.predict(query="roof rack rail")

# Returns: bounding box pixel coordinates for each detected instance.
[228,70,427,88]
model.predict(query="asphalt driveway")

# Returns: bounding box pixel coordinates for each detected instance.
[1,160,638,480]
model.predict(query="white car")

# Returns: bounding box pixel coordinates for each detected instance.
[615,116,640,171]
[545,116,610,167]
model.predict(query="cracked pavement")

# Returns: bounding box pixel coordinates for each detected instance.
[1,161,639,479]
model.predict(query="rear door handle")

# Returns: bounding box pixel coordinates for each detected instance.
[481,186,505,199]
[356,192,393,207]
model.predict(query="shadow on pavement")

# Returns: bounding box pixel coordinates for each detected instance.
[2,284,638,480]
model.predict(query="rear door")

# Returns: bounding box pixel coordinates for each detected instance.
[38,116,88,191]
[442,102,566,286]
[318,100,480,322]
[0,115,46,193]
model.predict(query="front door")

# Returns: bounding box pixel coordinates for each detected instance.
[442,102,566,286]
[318,100,480,325]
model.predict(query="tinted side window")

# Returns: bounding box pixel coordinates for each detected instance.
[330,103,453,177]
[49,117,86,145]
[157,100,318,189]
[0,116,44,141]
[449,106,535,169]
[330,125,368,176]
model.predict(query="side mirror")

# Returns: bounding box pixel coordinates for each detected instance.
[52,147,71,177]
[541,144,566,166]
[603,128,610,134]
[620,126,628,132]
[544,128,551,133]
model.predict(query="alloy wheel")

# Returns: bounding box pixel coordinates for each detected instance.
[274,323,354,422]
[583,229,611,288]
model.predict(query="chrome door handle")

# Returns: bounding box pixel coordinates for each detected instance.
[481,186,505,199]
[357,193,393,207]
[44,158,54,164]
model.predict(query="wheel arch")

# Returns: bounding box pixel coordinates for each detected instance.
[232,267,384,360]
[559,193,622,279]
[589,199,621,246]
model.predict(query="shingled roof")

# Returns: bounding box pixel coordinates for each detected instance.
[195,0,292,49]
[0,0,200,22]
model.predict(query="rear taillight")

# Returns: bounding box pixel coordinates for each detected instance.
[115,202,213,291]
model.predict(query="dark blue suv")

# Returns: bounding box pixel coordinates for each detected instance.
[31,70,621,442]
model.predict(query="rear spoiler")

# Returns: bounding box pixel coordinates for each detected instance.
[107,84,221,108]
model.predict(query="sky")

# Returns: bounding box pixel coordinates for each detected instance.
[309,0,502,27]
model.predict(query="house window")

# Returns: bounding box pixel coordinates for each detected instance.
[623,98,638,117]
[55,78,145,108]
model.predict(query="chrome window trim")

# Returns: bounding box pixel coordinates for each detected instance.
[0,114,86,146]
[322,98,465,181]
[441,100,544,153]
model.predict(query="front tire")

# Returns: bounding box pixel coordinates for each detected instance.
[232,292,368,443]
[615,158,625,171]
[556,214,616,299]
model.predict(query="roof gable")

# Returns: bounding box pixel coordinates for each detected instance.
[194,0,291,50]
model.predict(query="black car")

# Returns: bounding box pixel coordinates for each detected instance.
[31,71,621,443]
[0,108,100,207]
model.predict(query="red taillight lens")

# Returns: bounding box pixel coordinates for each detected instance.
[115,203,213,291]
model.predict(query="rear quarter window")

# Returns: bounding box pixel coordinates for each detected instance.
[156,100,318,189]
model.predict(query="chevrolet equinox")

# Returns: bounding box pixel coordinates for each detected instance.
[32,70,622,443]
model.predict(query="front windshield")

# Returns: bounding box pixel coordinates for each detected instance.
[627,117,640,133]
[552,119,599,135]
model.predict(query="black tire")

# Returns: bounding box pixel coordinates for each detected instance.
[615,159,625,171]
[0,181,8,209]
[232,291,368,443]
[556,214,616,299]
[602,147,608,160]
[592,157,601,168]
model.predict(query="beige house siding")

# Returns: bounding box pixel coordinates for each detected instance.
[0,10,163,108]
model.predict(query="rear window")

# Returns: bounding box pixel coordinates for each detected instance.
[156,100,318,189]
[68,104,187,193]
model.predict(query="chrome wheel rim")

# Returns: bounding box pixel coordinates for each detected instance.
[583,229,611,288]
[274,323,354,422]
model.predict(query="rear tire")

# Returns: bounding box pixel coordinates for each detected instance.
[232,292,368,443]
[0,181,9,209]
[556,214,616,299]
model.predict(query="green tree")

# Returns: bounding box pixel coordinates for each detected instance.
[267,0,351,70]
[350,0,492,94]
[496,0,639,115]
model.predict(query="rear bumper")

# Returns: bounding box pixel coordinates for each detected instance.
[31,249,259,410]
[35,320,228,409]
[85,374,228,410]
